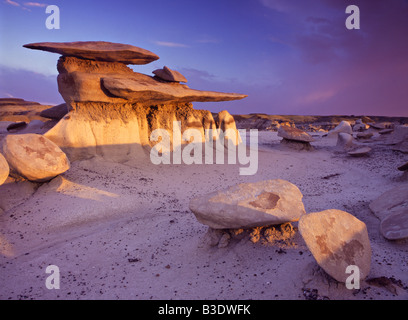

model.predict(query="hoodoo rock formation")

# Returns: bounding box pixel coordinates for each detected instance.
[24,41,247,161]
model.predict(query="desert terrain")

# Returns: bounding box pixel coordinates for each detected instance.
[0,41,407,302]
[1,97,407,300]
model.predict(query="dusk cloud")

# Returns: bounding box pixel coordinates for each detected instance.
[24,2,46,7]
[153,41,189,48]
[4,0,20,7]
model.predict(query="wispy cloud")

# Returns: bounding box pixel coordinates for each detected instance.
[4,0,20,7]
[24,2,46,7]
[153,41,189,48]
[297,89,337,105]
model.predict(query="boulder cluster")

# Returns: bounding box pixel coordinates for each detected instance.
[24,41,247,161]
[329,119,408,158]
[189,179,372,284]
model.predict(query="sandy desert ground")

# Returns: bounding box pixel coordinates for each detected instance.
[1,125,407,300]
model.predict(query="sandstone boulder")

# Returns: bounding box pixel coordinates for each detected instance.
[217,110,242,146]
[40,103,68,120]
[1,134,70,182]
[369,184,408,221]
[380,208,408,240]
[55,56,247,105]
[386,125,408,144]
[102,75,247,104]
[353,119,368,132]
[23,41,159,65]
[299,209,371,283]
[189,179,306,229]
[369,185,408,240]
[336,132,354,150]
[0,153,9,185]
[153,66,187,83]
[277,125,314,151]
[277,125,314,142]
[356,132,373,140]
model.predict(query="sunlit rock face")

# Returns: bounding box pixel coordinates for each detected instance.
[189,179,306,229]
[299,209,371,283]
[24,41,247,161]
[369,184,408,240]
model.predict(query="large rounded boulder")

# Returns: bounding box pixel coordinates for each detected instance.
[189,179,306,229]
[2,134,70,182]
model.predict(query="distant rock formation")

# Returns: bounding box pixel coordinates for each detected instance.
[0,98,52,123]
[277,125,314,151]
[24,41,247,161]
[336,132,354,151]
[153,66,188,83]
[40,103,68,120]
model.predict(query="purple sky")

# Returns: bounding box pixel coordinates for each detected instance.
[1,0,407,116]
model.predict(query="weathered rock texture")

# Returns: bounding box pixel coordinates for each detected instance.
[348,147,371,157]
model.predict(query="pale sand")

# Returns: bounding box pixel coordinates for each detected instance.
[0,132,407,300]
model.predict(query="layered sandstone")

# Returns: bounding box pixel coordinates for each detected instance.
[24,41,247,161]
